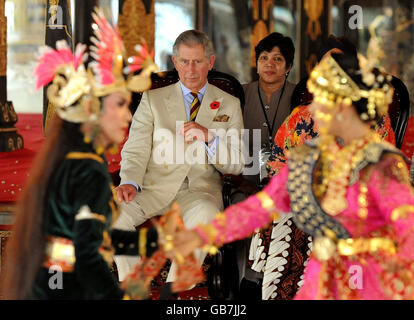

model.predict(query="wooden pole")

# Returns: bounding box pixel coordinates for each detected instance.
[250,0,274,81]
[299,0,331,79]
[0,0,23,151]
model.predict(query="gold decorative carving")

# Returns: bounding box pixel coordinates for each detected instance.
[0,14,6,76]
[46,0,72,39]
[0,231,12,273]
[250,0,274,69]
[49,0,60,25]
[252,0,259,20]
[250,20,268,68]
[304,0,323,41]
[118,0,155,58]
[0,0,4,16]
[0,231,12,237]
[261,0,273,21]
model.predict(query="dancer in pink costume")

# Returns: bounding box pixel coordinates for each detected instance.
[172,52,414,300]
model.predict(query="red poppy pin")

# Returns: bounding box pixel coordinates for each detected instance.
[210,101,220,109]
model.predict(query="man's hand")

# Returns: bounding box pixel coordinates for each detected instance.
[178,121,215,144]
[115,184,137,203]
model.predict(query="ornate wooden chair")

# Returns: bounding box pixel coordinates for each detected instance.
[111,69,245,300]
[289,75,410,149]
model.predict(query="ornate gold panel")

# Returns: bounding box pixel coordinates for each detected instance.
[118,0,155,58]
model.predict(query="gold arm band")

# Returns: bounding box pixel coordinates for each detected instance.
[197,224,219,246]
[314,236,397,262]
[92,213,106,223]
[139,228,148,258]
[43,236,76,272]
[256,191,279,220]
[391,205,414,222]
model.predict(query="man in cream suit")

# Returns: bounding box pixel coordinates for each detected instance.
[113,30,244,290]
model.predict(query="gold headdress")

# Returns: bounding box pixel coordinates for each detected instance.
[34,7,158,124]
[35,41,99,123]
[307,53,394,121]
[88,8,158,98]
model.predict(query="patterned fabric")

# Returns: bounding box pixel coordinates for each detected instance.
[148,257,212,300]
[246,105,396,300]
[267,105,396,176]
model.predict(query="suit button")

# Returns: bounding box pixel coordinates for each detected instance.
[263,122,268,127]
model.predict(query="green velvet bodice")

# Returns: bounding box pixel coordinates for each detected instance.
[31,145,124,300]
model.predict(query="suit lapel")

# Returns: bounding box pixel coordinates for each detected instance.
[164,82,187,124]
[196,84,222,128]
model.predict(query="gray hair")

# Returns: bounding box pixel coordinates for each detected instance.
[172,30,215,58]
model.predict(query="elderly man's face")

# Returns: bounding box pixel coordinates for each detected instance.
[172,44,215,92]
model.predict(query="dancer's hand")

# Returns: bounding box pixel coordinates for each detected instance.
[157,202,185,260]
[173,229,204,258]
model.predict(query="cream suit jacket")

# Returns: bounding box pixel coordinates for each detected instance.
[120,82,245,215]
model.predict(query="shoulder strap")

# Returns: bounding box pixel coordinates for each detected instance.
[288,146,351,239]
[65,152,105,164]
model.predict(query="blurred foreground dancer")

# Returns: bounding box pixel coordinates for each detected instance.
[1,9,177,300]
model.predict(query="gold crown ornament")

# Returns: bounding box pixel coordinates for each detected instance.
[307,53,394,121]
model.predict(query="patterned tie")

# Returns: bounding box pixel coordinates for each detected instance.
[190,92,201,121]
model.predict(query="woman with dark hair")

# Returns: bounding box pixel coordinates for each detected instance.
[242,32,296,188]
[173,52,414,300]
[1,9,169,300]
[232,33,296,298]
[290,34,357,110]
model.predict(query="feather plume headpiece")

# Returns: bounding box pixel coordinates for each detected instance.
[34,7,158,123]
[34,40,98,123]
[89,8,158,97]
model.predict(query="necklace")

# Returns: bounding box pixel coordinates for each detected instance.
[316,131,381,216]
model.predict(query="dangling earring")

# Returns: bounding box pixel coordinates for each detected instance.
[83,122,100,145]
[83,132,92,144]
[96,145,105,155]
[108,143,119,155]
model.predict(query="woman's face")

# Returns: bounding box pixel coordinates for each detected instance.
[257,46,290,84]
[99,91,132,144]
